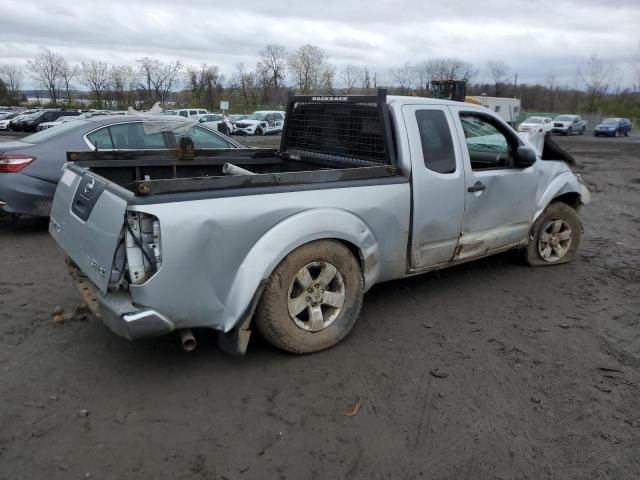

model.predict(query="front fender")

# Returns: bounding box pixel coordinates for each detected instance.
[534,168,588,221]
[223,208,380,331]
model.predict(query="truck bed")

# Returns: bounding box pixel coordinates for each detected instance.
[67,91,399,197]
[67,147,398,197]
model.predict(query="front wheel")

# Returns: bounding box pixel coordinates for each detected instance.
[525,202,581,266]
[565,128,572,136]
[255,240,364,353]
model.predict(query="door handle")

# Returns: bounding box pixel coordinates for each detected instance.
[467,181,486,193]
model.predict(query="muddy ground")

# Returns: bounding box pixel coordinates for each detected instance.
[0,132,639,480]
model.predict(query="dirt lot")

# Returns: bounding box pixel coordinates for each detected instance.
[1,132,639,480]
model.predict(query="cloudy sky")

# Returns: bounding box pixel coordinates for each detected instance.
[1,0,639,88]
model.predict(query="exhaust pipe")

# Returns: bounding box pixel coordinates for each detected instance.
[222,163,256,176]
[179,329,197,352]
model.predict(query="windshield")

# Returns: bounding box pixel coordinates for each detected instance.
[601,118,619,125]
[248,113,267,121]
[524,117,542,124]
[21,120,89,144]
[555,115,574,121]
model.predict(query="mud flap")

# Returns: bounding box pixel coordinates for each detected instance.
[218,317,252,357]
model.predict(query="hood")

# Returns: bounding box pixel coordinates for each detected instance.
[236,119,263,126]
[595,123,615,128]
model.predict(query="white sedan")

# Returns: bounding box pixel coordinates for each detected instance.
[517,116,553,134]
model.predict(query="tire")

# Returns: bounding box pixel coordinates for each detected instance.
[255,240,364,354]
[624,130,629,137]
[565,128,572,136]
[255,127,264,136]
[614,130,618,137]
[579,127,585,135]
[525,202,581,266]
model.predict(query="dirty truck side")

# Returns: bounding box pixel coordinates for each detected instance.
[50,92,589,355]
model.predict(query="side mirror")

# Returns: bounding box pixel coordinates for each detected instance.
[515,145,536,168]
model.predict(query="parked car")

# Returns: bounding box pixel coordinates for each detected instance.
[162,108,208,118]
[593,118,632,137]
[21,110,82,132]
[0,116,242,216]
[552,115,587,136]
[37,110,110,131]
[0,112,20,130]
[8,110,41,131]
[48,93,589,356]
[194,113,234,135]
[517,116,553,134]
[234,111,285,135]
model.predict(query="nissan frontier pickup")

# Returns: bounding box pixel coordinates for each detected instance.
[49,91,589,355]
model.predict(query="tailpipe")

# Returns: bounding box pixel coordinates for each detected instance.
[222,163,256,176]
[179,329,197,352]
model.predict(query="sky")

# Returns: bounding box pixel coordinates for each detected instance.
[0,0,639,89]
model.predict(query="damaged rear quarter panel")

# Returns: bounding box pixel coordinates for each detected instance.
[127,181,410,332]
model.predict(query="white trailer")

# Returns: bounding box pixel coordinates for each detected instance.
[468,96,521,126]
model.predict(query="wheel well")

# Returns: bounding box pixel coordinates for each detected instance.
[335,239,365,269]
[553,192,582,210]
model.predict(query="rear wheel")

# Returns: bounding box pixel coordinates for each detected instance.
[255,240,364,353]
[525,202,581,266]
[565,127,572,136]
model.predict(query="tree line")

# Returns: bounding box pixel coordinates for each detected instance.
[1,45,639,119]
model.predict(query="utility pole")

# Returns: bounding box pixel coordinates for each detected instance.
[513,72,518,97]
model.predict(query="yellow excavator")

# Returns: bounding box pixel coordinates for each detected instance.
[430,80,482,104]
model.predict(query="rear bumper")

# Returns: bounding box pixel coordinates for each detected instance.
[67,260,175,341]
[0,172,55,216]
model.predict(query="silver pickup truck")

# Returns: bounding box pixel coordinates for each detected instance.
[50,91,589,355]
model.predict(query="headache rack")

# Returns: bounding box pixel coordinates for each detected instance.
[280,88,396,167]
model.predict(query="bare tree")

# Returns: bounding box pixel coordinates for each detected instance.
[80,61,110,108]
[341,64,364,93]
[0,64,23,100]
[234,62,261,111]
[288,44,334,94]
[414,61,430,94]
[26,48,65,104]
[186,63,223,110]
[579,54,615,112]
[110,65,135,109]
[391,62,417,94]
[426,58,476,82]
[486,60,510,96]
[59,61,80,105]
[544,73,557,111]
[256,44,287,106]
[136,58,183,106]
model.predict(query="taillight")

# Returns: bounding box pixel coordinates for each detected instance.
[0,155,35,173]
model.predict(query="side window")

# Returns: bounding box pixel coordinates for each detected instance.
[460,113,514,170]
[189,110,198,116]
[176,126,230,149]
[415,110,456,174]
[86,127,114,149]
[109,123,166,149]
[179,111,188,118]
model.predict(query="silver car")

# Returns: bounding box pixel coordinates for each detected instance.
[0,115,242,216]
